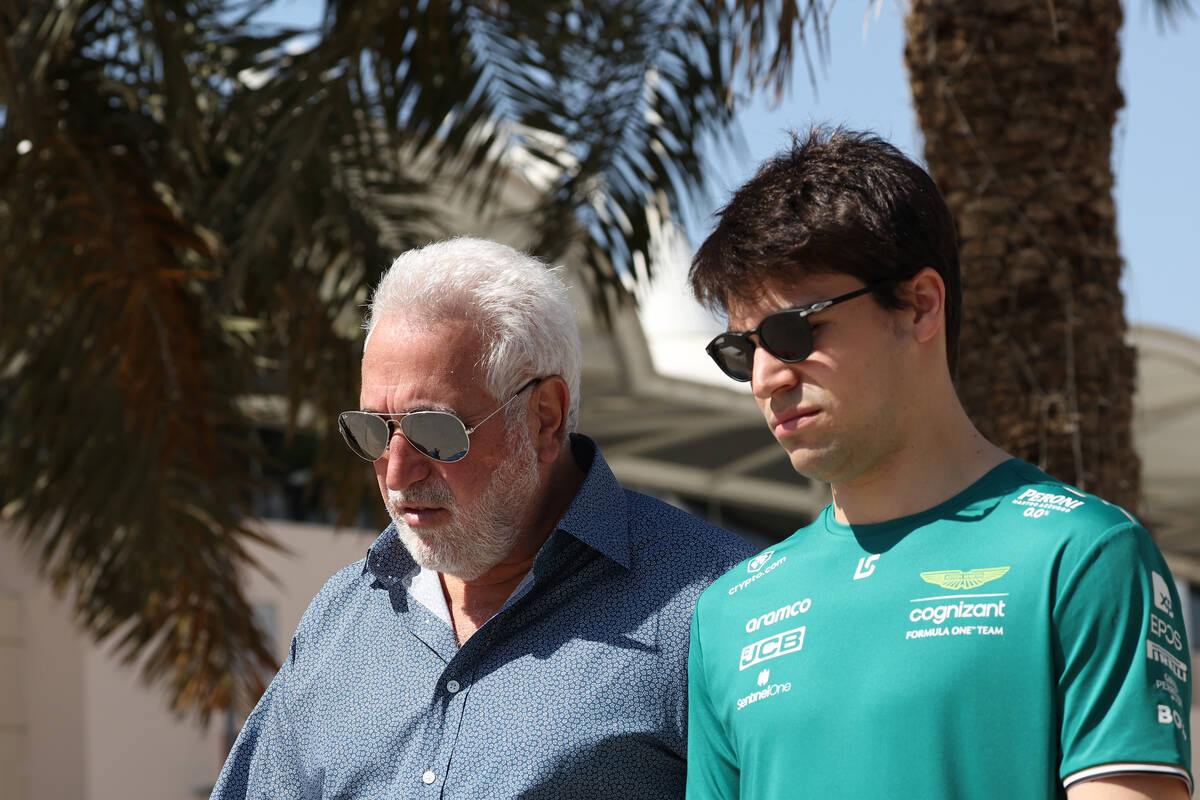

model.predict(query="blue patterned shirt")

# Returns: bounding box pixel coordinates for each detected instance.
[211,435,752,799]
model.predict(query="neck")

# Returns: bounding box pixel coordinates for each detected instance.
[830,389,1009,526]
[440,446,585,645]
[439,560,535,646]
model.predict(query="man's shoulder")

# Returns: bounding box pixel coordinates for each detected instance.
[622,487,754,564]
[692,526,811,615]
[291,556,373,642]
[316,556,372,600]
[984,459,1145,537]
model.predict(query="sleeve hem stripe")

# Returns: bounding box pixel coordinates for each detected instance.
[1063,763,1193,794]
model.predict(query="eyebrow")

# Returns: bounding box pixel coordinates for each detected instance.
[359,403,457,416]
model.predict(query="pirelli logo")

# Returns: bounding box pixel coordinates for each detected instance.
[739,626,806,671]
[1148,640,1189,682]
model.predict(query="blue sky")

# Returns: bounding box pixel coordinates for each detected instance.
[685,0,1200,338]
[259,0,1199,338]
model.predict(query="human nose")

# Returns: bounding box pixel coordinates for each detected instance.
[380,426,433,490]
[750,341,800,400]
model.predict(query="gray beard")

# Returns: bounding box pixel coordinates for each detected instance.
[385,424,540,580]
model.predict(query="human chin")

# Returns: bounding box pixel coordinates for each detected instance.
[776,435,846,484]
[387,437,539,580]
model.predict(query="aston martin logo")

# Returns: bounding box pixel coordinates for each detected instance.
[920,567,1010,590]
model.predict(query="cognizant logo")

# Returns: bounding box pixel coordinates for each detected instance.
[909,600,1006,625]
[728,556,788,595]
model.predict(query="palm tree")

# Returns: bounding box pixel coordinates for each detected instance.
[0,0,818,719]
[904,0,1190,512]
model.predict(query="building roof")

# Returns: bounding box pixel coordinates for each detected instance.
[1132,326,1200,581]
[584,273,1200,562]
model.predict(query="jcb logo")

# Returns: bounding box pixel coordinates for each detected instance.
[739,626,806,671]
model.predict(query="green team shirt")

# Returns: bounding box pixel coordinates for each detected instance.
[687,459,1192,799]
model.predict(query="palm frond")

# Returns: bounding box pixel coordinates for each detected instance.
[0,0,287,719]
[0,128,277,718]
[1150,0,1194,29]
[451,0,825,315]
[0,0,831,721]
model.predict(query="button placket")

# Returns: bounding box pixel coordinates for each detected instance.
[430,652,477,794]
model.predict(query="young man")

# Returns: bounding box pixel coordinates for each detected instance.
[211,237,752,799]
[685,129,1192,799]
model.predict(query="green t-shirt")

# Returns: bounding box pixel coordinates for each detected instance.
[687,459,1192,799]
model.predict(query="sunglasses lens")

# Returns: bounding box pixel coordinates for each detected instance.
[708,334,755,381]
[338,412,391,461]
[401,412,470,463]
[759,311,814,362]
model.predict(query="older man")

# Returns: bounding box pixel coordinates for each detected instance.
[211,237,752,800]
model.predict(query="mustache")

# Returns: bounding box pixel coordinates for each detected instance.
[387,483,455,508]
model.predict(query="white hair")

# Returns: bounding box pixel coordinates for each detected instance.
[365,237,583,433]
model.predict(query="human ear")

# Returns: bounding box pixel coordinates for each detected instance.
[905,267,946,345]
[530,376,570,463]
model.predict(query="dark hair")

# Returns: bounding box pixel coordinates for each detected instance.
[689,126,961,375]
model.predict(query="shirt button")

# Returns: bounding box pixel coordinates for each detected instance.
[446,679,461,694]
[422,770,436,785]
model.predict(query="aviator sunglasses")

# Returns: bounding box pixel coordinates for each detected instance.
[705,280,900,381]
[338,377,543,463]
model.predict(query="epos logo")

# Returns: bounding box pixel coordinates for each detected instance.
[747,550,775,573]
[739,626,806,671]
[1152,615,1185,651]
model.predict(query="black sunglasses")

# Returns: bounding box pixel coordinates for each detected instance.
[705,280,900,381]
[338,378,543,463]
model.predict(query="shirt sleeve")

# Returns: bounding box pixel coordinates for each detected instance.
[1054,521,1193,791]
[209,648,306,800]
[686,599,741,800]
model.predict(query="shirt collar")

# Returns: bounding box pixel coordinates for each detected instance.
[364,524,417,589]
[554,433,631,569]
[363,433,631,587]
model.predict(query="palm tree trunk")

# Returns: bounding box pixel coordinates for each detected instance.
[904,0,1137,510]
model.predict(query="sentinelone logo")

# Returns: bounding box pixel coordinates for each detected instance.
[736,679,792,711]
[737,665,793,712]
